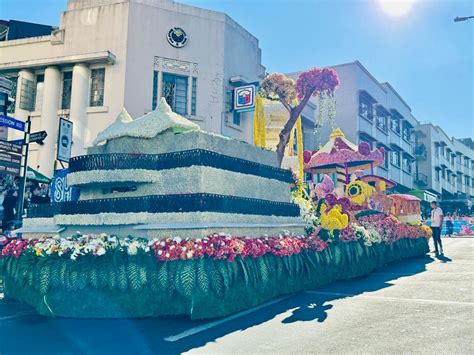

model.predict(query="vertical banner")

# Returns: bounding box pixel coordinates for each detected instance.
[57,118,73,163]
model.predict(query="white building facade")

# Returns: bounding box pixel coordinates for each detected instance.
[0,0,265,177]
[415,123,474,213]
[291,61,419,192]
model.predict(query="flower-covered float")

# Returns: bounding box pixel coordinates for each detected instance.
[0,106,429,320]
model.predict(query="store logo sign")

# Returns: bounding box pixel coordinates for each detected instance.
[233,83,257,112]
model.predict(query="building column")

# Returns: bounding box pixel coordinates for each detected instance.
[69,63,90,157]
[38,66,61,178]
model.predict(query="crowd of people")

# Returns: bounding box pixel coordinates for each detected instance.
[0,179,50,233]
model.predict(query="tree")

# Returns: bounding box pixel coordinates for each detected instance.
[260,68,339,167]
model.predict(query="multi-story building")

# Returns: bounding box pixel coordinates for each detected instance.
[415,123,474,214]
[290,61,419,192]
[0,0,265,177]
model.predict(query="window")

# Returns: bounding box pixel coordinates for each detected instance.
[152,71,159,110]
[464,157,469,167]
[6,76,17,113]
[61,72,72,110]
[191,77,197,116]
[434,144,439,158]
[375,107,388,132]
[391,150,401,167]
[457,174,462,184]
[402,155,412,174]
[358,93,374,122]
[90,68,105,107]
[447,173,451,183]
[435,169,440,182]
[162,73,188,115]
[34,74,44,112]
[19,77,36,111]
[377,144,389,169]
[232,111,241,126]
[390,117,400,134]
[402,122,412,142]
[464,175,470,186]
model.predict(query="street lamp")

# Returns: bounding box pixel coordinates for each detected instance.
[454,16,474,22]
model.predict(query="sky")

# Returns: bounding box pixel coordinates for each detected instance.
[0,0,472,139]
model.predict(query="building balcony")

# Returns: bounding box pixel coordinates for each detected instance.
[413,144,427,160]
[415,172,428,186]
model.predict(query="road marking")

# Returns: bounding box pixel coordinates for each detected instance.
[372,272,474,276]
[0,312,36,321]
[305,291,474,307]
[164,295,291,342]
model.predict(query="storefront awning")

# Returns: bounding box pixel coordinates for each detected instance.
[26,167,51,183]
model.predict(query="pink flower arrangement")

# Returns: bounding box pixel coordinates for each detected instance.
[339,227,359,243]
[151,234,329,262]
[358,214,429,243]
[1,239,30,258]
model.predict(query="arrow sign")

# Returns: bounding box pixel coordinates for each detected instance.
[0,139,22,154]
[0,114,25,131]
[30,130,47,144]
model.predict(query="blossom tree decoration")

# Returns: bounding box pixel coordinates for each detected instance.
[260,68,340,166]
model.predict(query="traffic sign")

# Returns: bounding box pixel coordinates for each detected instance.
[30,130,47,144]
[0,114,25,131]
[9,139,23,145]
[0,138,22,154]
[0,151,21,165]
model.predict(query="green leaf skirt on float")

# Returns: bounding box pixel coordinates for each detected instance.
[0,237,428,319]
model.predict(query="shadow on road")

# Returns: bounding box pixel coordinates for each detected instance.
[280,254,435,324]
[0,255,435,354]
[435,253,452,263]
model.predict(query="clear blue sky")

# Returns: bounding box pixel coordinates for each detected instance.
[1,0,472,139]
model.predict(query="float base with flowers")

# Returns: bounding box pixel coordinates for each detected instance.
[2,104,430,319]
[1,232,427,319]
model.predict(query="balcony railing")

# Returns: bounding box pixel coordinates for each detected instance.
[415,172,428,186]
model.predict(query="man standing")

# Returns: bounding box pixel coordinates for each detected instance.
[430,201,444,255]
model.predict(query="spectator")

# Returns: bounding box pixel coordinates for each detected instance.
[2,189,18,232]
[30,184,50,204]
[430,201,444,255]
[445,214,454,237]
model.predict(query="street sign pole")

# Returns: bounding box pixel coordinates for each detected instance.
[15,115,31,227]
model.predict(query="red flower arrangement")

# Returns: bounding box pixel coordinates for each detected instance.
[1,239,30,258]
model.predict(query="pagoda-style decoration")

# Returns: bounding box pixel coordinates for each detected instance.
[304,128,385,184]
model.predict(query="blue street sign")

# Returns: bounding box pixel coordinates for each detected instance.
[9,139,23,145]
[0,114,25,131]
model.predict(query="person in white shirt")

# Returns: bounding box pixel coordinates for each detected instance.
[430,201,444,254]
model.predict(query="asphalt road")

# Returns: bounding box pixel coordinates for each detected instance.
[0,237,473,354]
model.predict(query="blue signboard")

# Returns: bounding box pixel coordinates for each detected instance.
[50,169,80,203]
[0,114,25,131]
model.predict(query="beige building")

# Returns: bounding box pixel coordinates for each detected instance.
[0,0,265,177]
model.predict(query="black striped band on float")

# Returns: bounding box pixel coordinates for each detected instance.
[336,166,346,185]
[27,193,301,219]
[68,149,293,183]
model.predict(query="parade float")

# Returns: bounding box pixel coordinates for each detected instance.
[0,76,429,320]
